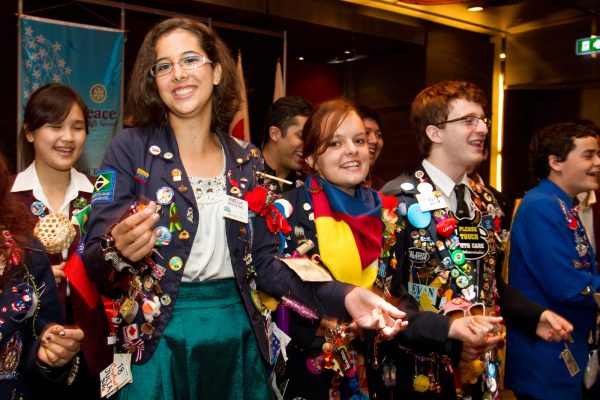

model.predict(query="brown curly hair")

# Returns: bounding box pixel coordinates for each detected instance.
[411,81,488,157]
[0,154,31,269]
[125,18,240,133]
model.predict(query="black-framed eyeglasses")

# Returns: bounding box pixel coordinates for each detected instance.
[150,55,213,77]
[436,115,492,129]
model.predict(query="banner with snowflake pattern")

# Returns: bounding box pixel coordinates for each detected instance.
[19,16,124,175]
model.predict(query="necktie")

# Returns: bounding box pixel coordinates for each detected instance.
[454,183,470,218]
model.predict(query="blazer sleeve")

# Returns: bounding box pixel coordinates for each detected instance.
[495,268,544,339]
[251,208,351,321]
[83,130,140,294]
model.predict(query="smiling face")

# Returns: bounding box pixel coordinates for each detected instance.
[428,98,488,174]
[364,117,384,167]
[26,102,86,172]
[273,115,308,172]
[308,111,370,196]
[154,29,222,124]
[549,135,600,198]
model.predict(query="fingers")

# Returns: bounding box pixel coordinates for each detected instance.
[378,301,406,320]
[380,318,409,339]
[372,308,386,330]
[112,202,159,261]
[543,310,573,334]
[52,262,66,284]
[41,325,84,357]
[469,316,503,336]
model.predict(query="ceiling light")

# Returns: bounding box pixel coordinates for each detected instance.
[298,56,304,61]
[499,53,506,59]
[467,6,484,11]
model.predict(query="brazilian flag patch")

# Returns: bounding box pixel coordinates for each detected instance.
[92,169,116,204]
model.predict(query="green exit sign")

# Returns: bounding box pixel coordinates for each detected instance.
[576,36,600,55]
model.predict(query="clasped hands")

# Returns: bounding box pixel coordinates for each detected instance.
[37,324,84,368]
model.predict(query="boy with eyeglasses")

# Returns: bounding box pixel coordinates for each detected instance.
[505,122,600,400]
[379,81,573,399]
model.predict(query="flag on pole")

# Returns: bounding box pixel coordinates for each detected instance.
[273,58,284,102]
[229,49,251,142]
[64,239,100,309]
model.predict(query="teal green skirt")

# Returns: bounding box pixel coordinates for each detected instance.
[119,280,272,400]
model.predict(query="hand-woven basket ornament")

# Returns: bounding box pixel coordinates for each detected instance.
[34,212,76,254]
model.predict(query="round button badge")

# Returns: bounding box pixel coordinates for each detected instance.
[156,186,175,205]
[407,203,431,229]
[169,256,183,271]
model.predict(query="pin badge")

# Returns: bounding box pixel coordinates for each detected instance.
[149,145,161,156]
[156,187,174,205]
[154,226,172,247]
[135,168,150,184]
[73,197,88,208]
[31,201,47,217]
[169,256,183,271]
[172,169,182,182]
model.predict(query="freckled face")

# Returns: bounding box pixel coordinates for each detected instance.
[310,112,370,196]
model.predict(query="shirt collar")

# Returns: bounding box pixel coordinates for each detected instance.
[422,159,469,198]
[10,162,38,192]
[576,190,596,208]
[11,162,93,213]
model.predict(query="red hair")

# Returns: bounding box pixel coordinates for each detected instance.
[0,155,31,255]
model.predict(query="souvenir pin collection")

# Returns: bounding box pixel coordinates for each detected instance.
[556,196,593,267]
[0,228,79,384]
[100,143,304,365]
[383,170,505,398]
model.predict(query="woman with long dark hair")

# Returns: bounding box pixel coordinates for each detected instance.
[11,83,111,398]
[83,18,407,399]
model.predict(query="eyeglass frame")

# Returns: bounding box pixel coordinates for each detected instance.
[149,54,213,77]
[444,302,486,318]
[435,115,492,129]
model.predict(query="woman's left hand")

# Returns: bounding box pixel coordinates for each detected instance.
[344,287,408,338]
[37,324,85,368]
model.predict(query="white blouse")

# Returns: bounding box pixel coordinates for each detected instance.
[182,162,234,281]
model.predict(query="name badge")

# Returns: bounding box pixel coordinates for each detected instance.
[416,192,448,211]
[223,195,249,223]
[100,353,132,397]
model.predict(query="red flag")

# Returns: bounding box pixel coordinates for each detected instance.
[229,50,251,141]
[64,240,100,309]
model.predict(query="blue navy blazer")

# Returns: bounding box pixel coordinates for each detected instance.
[506,178,600,400]
[0,240,67,400]
[83,125,350,364]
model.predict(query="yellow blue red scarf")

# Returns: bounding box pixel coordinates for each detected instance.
[307,175,382,288]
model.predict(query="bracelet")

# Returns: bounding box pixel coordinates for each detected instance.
[66,355,80,385]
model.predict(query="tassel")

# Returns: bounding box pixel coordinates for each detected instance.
[281,296,319,320]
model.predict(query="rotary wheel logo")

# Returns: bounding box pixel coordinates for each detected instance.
[90,84,107,104]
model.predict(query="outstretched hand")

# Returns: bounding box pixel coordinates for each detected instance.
[536,310,573,342]
[37,324,85,368]
[448,315,504,361]
[344,286,408,338]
